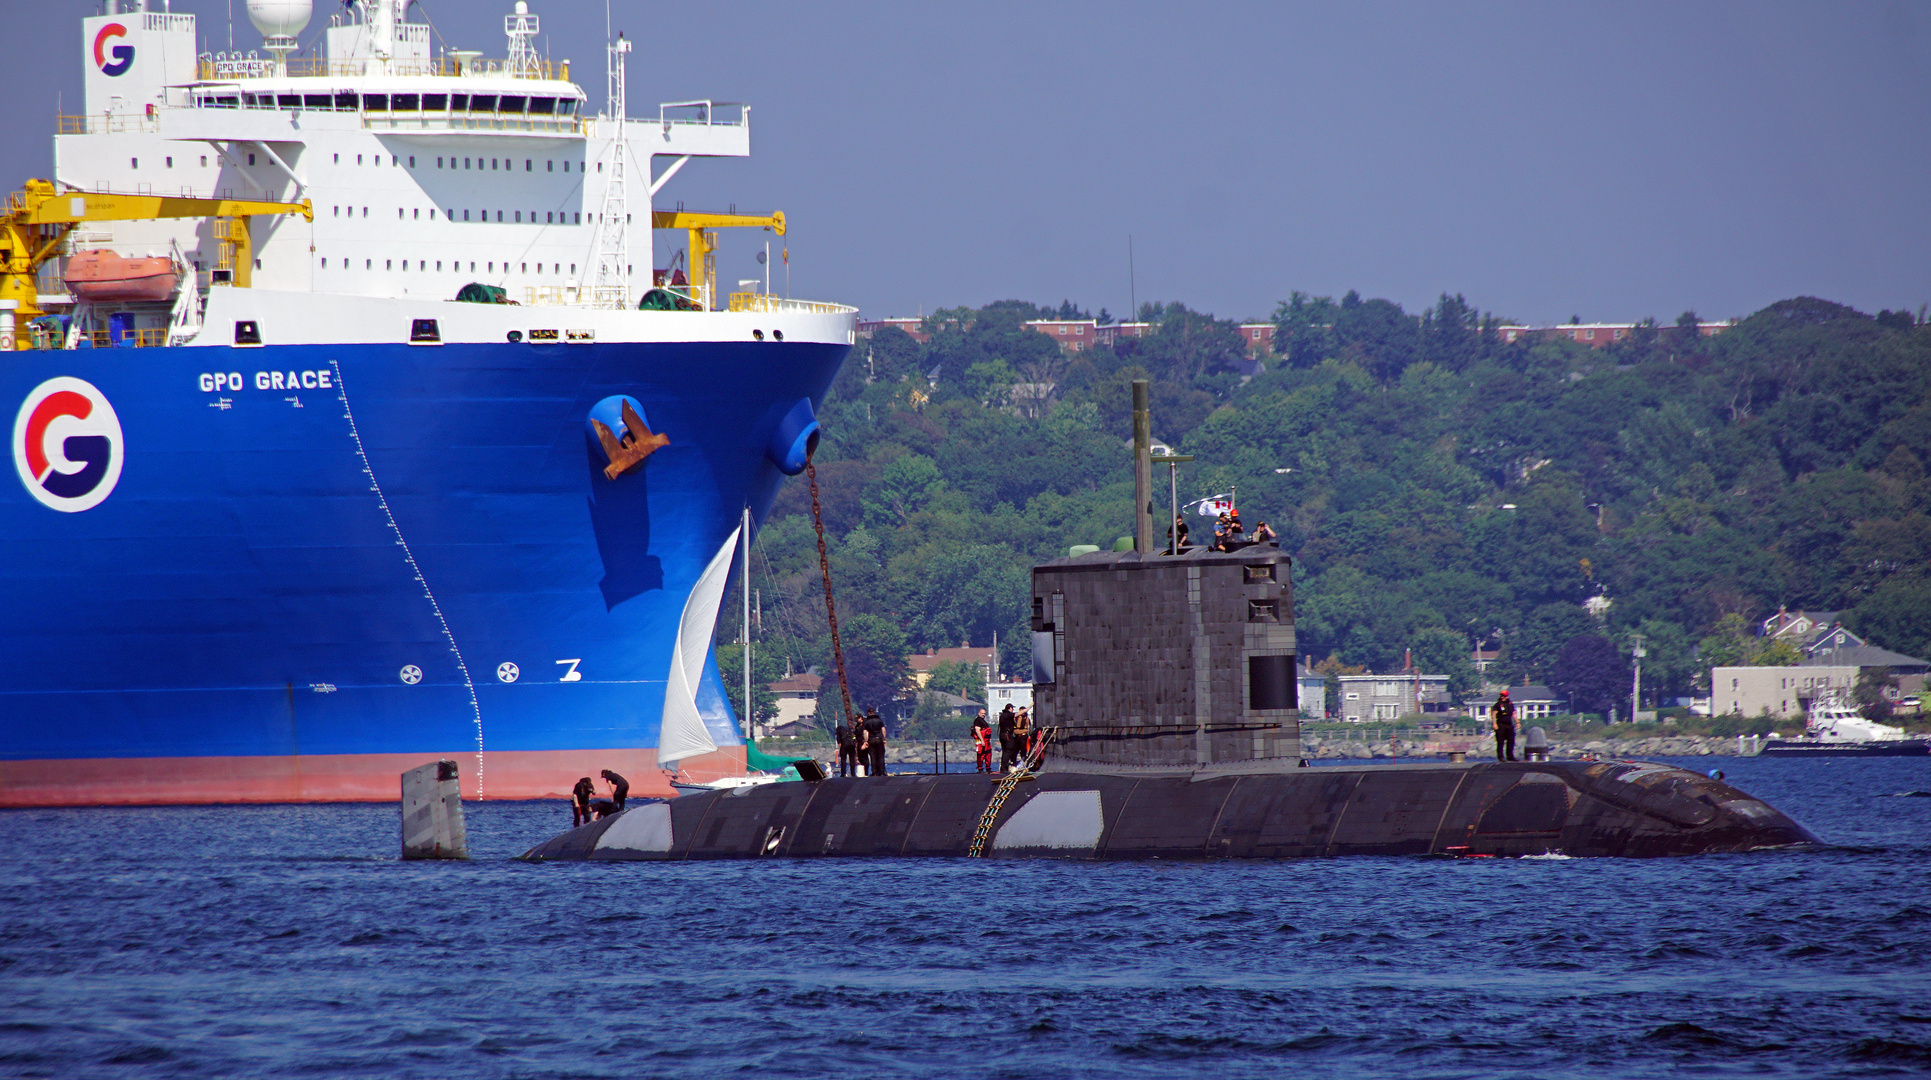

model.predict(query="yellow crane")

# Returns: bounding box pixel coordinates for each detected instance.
[0,179,312,350]
[651,208,784,310]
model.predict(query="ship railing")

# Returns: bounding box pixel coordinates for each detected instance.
[57,114,162,136]
[197,56,569,82]
[655,100,748,128]
[77,328,169,349]
[727,293,855,316]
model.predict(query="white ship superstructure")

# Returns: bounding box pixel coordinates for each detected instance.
[53,0,818,336]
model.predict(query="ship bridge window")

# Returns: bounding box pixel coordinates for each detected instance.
[525,159,533,171]
[557,98,578,116]
[547,160,554,171]
[278,94,301,108]
[527,97,555,115]
[364,93,388,110]
[498,95,527,114]
[422,94,447,111]
[451,93,468,110]
[335,91,357,109]
[303,93,330,109]
[393,93,419,110]
[469,94,496,112]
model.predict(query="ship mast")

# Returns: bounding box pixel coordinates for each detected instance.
[589,32,632,308]
[504,1,540,78]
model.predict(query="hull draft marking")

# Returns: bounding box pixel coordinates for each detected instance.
[330,359,487,793]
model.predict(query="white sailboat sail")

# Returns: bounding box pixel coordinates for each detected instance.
[657,525,742,767]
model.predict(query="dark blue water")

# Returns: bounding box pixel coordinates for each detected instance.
[3,757,1929,1079]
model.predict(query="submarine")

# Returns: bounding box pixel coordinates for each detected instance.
[522,382,1818,862]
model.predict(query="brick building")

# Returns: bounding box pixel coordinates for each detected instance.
[855,316,929,343]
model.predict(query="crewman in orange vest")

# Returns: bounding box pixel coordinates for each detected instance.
[971,709,993,773]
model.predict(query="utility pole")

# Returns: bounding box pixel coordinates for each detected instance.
[1630,633,1646,724]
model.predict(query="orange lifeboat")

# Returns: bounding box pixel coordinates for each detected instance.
[63,250,178,303]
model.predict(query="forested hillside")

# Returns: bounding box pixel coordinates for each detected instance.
[721,293,1931,727]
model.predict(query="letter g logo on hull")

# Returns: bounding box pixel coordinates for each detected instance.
[14,377,125,512]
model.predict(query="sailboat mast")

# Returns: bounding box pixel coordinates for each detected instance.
[741,505,753,741]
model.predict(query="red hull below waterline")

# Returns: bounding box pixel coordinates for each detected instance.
[0,746,748,806]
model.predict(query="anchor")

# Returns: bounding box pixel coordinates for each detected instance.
[591,398,670,480]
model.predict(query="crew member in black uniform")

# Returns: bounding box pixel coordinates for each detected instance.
[1490,690,1517,762]
[571,776,596,827]
[600,769,629,811]
[971,709,993,773]
[835,718,857,777]
[863,708,887,777]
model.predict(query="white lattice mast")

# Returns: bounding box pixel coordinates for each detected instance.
[504,1,540,79]
[589,32,631,308]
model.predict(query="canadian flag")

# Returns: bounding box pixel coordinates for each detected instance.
[1196,495,1235,517]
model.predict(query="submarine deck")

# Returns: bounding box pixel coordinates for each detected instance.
[520,760,1819,862]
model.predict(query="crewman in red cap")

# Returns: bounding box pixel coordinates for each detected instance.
[1490,689,1517,762]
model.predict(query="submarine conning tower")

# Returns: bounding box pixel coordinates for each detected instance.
[1031,545,1301,769]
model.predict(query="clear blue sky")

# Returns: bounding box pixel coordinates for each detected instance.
[11,0,1929,324]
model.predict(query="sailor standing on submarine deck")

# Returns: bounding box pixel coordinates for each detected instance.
[1490,690,1517,763]
[835,716,857,777]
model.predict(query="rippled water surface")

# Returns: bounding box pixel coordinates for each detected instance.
[3,756,1929,1079]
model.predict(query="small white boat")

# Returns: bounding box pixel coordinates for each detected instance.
[1760,699,1928,757]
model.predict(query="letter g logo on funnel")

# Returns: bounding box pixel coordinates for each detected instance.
[93,23,133,76]
[14,378,125,512]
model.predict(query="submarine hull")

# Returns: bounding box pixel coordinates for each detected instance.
[520,760,1819,862]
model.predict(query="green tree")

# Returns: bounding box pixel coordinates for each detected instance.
[715,643,781,728]
[839,614,912,721]
[1549,634,1626,716]
[1410,626,1478,700]
[862,455,944,528]
[1507,604,1595,683]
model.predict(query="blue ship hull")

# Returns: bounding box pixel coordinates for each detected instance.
[0,338,847,804]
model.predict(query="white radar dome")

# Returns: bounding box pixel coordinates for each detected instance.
[247,0,312,40]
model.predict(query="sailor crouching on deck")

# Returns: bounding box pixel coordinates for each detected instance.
[601,769,629,812]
